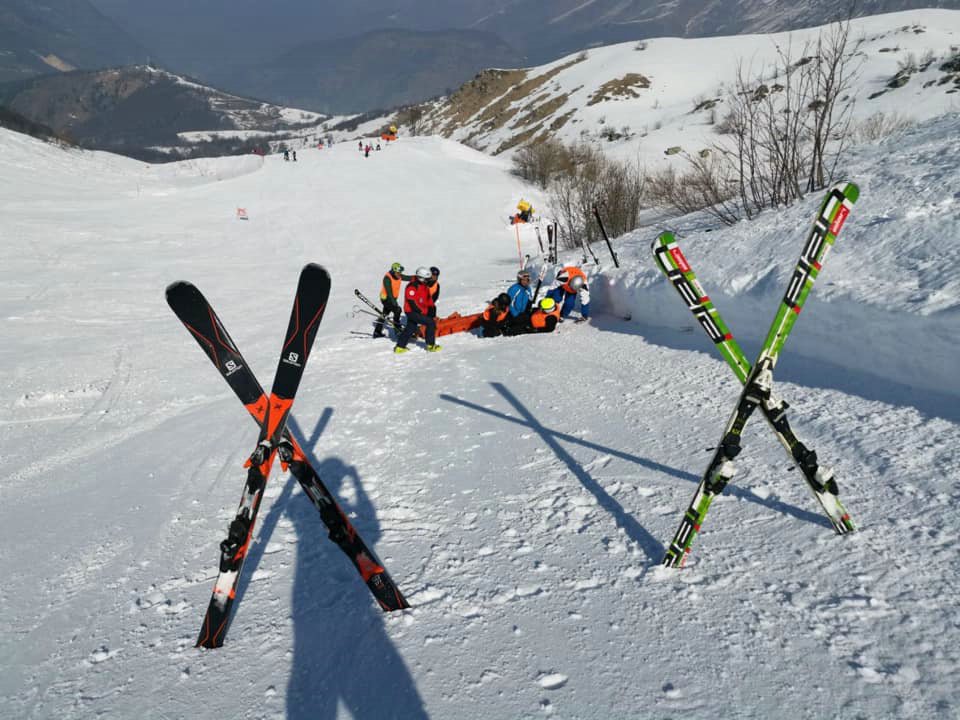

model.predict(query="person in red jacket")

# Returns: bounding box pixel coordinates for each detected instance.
[394,267,441,353]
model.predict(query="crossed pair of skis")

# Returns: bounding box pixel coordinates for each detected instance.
[654,182,859,567]
[167,265,408,649]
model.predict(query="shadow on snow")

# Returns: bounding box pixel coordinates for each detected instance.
[441,382,830,567]
[237,408,427,720]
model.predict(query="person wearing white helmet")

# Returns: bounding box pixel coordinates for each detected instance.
[394,267,442,353]
[546,265,591,322]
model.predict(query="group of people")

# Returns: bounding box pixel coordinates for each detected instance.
[359,141,382,157]
[371,261,591,353]
[481,266,590,338]
[373,262,443,353]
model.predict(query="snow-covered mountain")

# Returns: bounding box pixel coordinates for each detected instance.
[0,65,328,160]
[410,9,960,168]
[2,10,959,720]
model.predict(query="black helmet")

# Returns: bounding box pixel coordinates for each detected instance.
[496,292,510,306]
[430,266,440,276]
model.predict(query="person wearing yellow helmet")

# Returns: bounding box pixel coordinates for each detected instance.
[528,296,561,333]
[374,262,412,338]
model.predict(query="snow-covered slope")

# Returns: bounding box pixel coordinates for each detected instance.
[2,53,959,720]
[417,9,960,167]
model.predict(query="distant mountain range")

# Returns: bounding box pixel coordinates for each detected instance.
[74,1,960,111]
[0,0,149,83]
[0,66,327,161]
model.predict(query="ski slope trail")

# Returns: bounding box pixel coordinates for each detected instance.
[1,121,959,719]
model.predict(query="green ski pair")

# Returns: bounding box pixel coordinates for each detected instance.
[655,182,859,567]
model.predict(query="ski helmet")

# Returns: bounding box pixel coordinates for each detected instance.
[569,275,585,291]
[556,268,570,283]
[430,266,440,276]
[390,262,404,274]
[496,292,511,306]
[517,269,531,281]
[539,297,556,312]
[416,266,432,280]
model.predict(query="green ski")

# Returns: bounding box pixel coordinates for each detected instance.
[660,182,858,567]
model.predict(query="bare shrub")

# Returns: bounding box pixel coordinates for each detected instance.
[511,137,572,186]
[645,154,740,225]
[547,143,645,251]
[852,111,914,143]
[694,19,862,223]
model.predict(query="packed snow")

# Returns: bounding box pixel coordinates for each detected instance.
[2,20,960,720]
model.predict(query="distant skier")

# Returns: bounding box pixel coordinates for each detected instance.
[358,140,363,151]
[376,143,382,151]
[513,199,534,224]
[292,150,297,162]
[365,145,371,158]
[547,266,590,322]
[283,149,290,161]
[394,267,441,354]
[373,262,411,338]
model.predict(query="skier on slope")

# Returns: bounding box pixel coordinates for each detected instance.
[480,293,511,338]
[503,269,534,335]
[546,266,591,322]
[373,262,411,338]
[394,267,441,354]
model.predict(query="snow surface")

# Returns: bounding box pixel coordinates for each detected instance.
[3,26,960,720]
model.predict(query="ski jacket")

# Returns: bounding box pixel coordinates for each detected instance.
[556,266,587,295]
[547,276,591,319]
[530,304,561,332]
[403,279,435,315]
[506,282,533,318]
[482,303,509,323]
[379,271,406,303]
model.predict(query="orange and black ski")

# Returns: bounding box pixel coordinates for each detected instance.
[167,271,407,648]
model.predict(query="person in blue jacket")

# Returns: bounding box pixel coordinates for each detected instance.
[503,269,534,335]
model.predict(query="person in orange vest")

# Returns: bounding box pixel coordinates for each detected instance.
[510,296,561,335]
[528,296,562,332]
[546,266,591,321]
[395,267,441,353]
[426,266,440,318]
[373,262,412,338]
[480,293,511,337]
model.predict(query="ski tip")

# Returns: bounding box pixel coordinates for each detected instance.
[165,280,202,306]
[835,181,860,204]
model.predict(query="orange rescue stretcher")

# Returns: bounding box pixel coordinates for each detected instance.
[417,311,483,338]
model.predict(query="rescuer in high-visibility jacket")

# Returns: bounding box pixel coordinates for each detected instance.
[481,293,511,338]
[394,267,441,353]
[546,266,591,321]
[374,262,412,338]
